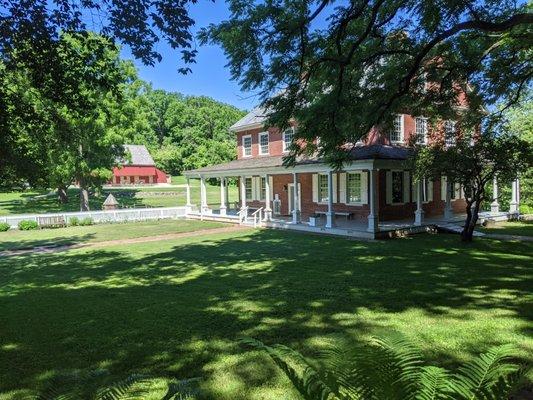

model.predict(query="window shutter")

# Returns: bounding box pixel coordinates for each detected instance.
[441,176,447,201]
[428,180,433,202]
[339,173,347,203]
[455,183,461,199]
[269,176,274,201]
[386,171,393,204]
[312,174,318,203]
[361,171,368,204]
[411,177,416,202]
[250,177,257,200]
[333,173,338,203]
[403,171,411,203]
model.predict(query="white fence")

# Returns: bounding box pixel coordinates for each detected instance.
[0,206,190,229]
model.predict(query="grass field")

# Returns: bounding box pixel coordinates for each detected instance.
[478,220,533,237]
[0,219,225,252]
[0,178,238,216]
[0,221,531,399]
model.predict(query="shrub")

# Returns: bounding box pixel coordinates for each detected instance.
[0,222,10,232]
[18,220,39,230]
[79,217,94,226]
[69,217,80,226]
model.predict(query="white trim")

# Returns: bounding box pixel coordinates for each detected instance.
[345,171,365,205]
[287,183,302,212]
[258,131,269,155]
[415,117,428,144]
[229,122,263,132]
[242,134,252,158]
[390,114,404,144]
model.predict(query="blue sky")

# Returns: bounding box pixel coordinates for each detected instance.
[121,1,257,111]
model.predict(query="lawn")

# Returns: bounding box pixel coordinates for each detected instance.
[478,220,533,237]
[0,219,225,252]
[0,225,531,399]
[0,179,238,216]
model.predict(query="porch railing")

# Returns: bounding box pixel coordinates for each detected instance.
[237,206,248,224]
[251,207,263,228]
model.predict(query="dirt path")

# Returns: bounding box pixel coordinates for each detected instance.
[0,225,250,257]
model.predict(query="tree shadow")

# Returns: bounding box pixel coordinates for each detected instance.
[0,230,531,398]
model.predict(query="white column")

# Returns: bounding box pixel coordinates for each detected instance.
[367,169,379,233]
[414,179,424,226]
[240,176,247,210]
[325,170,335,228]
[219,177,227,216]
[292,172,301,224]
[510,178,519,213]
[200,176,209,214]
[185,178,192,207]
[490,176,500,214]
[444,179,453,219]
[264,174,272,221]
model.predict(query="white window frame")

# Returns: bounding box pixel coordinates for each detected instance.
[415,117,428,144]
[259,177,266,201]
[244,177,253,200]
[258,132,269,155]
[444,120,456,146]
[346,172,362,204]
[242,134,252,157]
[389,114,404,143]
[318,173,329,203]
[282,127,295,153]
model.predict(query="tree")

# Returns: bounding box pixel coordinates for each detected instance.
[412,127,531,242]
[201,1,532,166]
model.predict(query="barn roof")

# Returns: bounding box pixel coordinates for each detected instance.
[122,144,155,166]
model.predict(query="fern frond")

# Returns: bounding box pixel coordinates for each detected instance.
[448,344,519,400]
[162,377,202,400]
[241,337,339,400]
[415,366,452,400]
[96,374,148,400]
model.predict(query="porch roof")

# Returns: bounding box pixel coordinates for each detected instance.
[184,145,411,177]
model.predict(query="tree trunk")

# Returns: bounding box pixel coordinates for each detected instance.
[79,182,90,212]
[57,186,68,204]
[461,199,480,242]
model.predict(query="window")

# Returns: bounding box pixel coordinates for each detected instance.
[259,177,266,200]
[392,171,404,203]
[259,132,269,155]
[283,127,294,152]
[242,135,252,157]
[389,114,403,143]
[444,120,456,146]
[415,117,428,144]
[318,174,329,203]
[346,173,362,203]
[245,177,253,200]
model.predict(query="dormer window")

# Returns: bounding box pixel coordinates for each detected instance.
[259,132,269,155]
[444,120,456,146]
[242,134,252,157]
[415,117,428,144]
[389,114,403,143]
[283,127,294,152]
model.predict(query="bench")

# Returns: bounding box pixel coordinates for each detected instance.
[37,216,66,228]
[314,211,354,220]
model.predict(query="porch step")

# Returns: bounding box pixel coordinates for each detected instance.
[186,213,240,224]
[436,223,485,236]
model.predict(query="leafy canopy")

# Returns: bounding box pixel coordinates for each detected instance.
[201,0,533,166]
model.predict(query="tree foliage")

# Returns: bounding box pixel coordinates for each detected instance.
[243,336,526,400]
[201,0,532,167]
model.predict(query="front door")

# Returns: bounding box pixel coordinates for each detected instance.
[287,183,301,215]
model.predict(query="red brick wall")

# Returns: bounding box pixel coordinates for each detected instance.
[236,127,285,159]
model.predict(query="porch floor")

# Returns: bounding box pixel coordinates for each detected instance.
[195,208,513,239]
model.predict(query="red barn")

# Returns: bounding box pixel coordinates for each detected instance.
[111,144,169,185]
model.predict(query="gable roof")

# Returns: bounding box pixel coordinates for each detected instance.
[123,144,155,166]
[229,107,268,132]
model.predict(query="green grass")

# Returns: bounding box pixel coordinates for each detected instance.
[0,181,238,216]
[0,225,531,399]
[478,220,533,237]
[0,219,225,252]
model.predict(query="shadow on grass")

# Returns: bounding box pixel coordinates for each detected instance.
[0,229,531,398]
[0,233,97,252]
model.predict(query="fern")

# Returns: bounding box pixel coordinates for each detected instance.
[243,336,525,400]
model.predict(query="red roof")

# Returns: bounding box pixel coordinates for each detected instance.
[113,166,157,176]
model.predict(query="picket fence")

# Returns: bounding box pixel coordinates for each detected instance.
[1,206,190,228]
